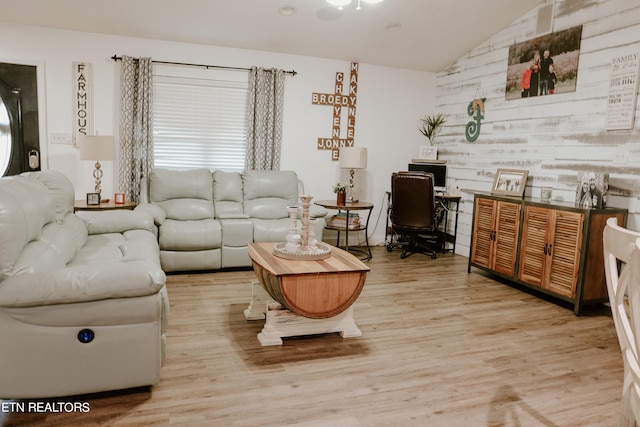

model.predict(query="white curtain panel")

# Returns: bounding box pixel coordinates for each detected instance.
[118,56,153,203]
[245,67,285,171]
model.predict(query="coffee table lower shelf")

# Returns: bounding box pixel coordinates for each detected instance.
[244,281,362,346]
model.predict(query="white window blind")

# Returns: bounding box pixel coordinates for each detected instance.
[153,70,248,171]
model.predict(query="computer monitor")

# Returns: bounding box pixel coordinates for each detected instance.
[408,163,447,193]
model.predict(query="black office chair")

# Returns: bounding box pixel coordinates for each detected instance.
[390,171,438,259]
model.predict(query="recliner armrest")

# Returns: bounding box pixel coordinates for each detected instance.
[308,204,328,218]
[134,203,167,226]
[78,210,157,235]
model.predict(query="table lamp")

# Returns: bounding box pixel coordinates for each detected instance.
[339,146,367,203]
[78,135,115,198]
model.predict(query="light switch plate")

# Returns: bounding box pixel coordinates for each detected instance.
[50,133,72,145]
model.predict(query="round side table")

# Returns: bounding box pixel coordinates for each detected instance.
[315,200,374,261]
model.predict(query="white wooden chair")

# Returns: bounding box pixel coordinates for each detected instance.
[603,217,640,426]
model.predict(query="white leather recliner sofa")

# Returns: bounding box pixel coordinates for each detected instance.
[137,168,328,272]
[0,171,168,399]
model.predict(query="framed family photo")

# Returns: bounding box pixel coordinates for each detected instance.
[491,169,528,198]
[505,25,583,100]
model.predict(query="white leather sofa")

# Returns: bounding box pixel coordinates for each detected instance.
[0,171,168,399]
[137,168,328,272]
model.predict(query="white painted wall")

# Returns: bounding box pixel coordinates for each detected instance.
[0,21,436,246]
[3,0,637,257]
[435,0,640,257]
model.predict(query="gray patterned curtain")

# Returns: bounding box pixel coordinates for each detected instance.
[245,67,285,171]
[118,56,153,203]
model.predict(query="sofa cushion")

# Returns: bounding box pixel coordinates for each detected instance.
[158,198,214,221]
[25,170,75,222]
[39,222,77,264]
[242,170,299,219]
[252,218,290,242]
[150,168,215,220]
[220,219,253,247]
[159,218,222,251]
[63,214,89,250]
[0,176,57,281]
[213,170,245,218]
[150,168,213,202]
[0,261,165,308]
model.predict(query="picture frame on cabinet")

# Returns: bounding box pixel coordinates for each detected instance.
[575,171,609,209]
[491,169,528,198]
[86,192,100,205]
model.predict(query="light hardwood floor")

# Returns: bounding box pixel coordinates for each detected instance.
[1,247,624,426]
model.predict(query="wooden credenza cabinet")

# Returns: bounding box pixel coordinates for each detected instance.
[468,192,627,314]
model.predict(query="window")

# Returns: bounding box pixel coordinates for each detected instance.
[152,65,248,171]
[0,96,10,176]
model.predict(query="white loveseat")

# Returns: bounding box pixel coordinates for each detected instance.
[137,168,327,272]
[0,171,168,399]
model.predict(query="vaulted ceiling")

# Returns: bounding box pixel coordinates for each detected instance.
[0,0,546,72]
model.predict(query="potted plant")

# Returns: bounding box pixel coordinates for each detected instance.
[333,182,348,205]
[418,113,446,160]
[418,113,447,145]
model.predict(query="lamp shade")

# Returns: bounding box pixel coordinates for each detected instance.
[339,147,367,169]
[78,135,115,161]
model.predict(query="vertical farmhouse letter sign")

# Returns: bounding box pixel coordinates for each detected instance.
[312,62,359,161]
[605,52,640,130]
[73,62,92,147]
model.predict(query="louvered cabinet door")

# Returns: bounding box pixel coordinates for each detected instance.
[518,206,550,287]
[470,198,496,268]
[492,201,521,276]
[546,211,583,297]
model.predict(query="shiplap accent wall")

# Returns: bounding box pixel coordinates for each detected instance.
[435,0,640,257]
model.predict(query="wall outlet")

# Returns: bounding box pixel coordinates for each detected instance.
[615,147,629,163]
[50,133,72,145]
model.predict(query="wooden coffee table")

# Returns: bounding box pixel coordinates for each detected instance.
[246,242,370,346]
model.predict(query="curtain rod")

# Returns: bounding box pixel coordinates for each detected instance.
[111,55,297,76]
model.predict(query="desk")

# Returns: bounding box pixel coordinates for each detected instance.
[385,193,460,254]
[436,194,461,253]
[314,200,373,261]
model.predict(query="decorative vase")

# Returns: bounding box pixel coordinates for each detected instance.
[285,206,301,253]
[336,190,346,206]
[308,218,318,251]
[299,195,312,250]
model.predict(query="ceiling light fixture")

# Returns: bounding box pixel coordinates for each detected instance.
[385,22,402,32]
[326,0,351,10]
[326,0,383,11]
[278,4,297,16]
